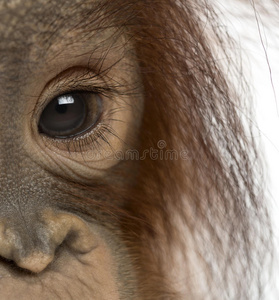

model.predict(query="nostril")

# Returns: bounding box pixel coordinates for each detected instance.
[0,222,55,273]
[0,211,97,274]
[43,210,97,254]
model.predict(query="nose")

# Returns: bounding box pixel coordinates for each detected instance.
[0,210,96,273]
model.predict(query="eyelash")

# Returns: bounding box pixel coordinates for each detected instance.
[45,122,115,154]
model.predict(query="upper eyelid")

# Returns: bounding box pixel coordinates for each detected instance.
[33,67,115,119]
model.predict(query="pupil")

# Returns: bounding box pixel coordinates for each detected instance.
[55,103,68,114]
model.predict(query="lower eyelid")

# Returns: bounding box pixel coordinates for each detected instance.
[59,122,103,143]
[41,117,112,154]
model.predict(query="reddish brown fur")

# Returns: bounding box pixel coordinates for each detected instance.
[54,1,273,298]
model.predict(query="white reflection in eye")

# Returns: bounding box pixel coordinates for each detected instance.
[58,95,75,105]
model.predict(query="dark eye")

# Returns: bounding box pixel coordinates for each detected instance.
[38,92,102,138]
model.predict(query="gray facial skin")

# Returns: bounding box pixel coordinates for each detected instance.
[0,1,143,299]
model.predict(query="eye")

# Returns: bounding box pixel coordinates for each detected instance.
[38,92,102,138]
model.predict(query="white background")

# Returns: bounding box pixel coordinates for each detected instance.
[213,1,279,298]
